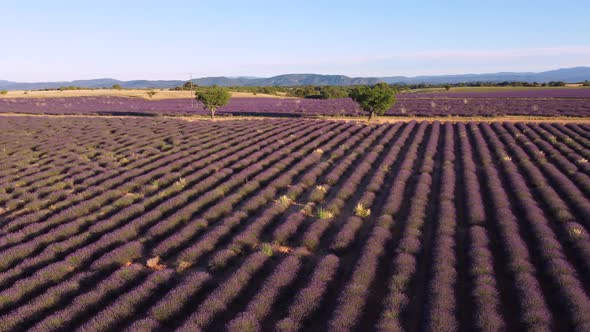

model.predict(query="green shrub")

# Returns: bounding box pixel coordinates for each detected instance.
[260,243,274,257]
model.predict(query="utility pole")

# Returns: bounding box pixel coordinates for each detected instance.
[190,73,193,109]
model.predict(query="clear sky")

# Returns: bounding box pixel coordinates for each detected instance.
[2,0,589,81]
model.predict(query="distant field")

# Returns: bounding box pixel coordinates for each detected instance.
[1,116,589,331]
[405,86,590,94]
[402,88,590,99]
[1,94,589,117]
[2,87,589,100]
[0,89,290,100]
[448,86,590,92]
[0,87,588,118]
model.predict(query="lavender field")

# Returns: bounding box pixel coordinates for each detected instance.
[1,115,590,331]
[1,88,590,117]
[401,88,590,99]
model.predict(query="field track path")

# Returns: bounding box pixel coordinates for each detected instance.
[2,112,590,123]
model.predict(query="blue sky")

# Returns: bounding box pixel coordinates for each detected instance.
[1,0,589,81]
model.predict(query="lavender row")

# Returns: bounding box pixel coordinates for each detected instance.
[512,124,590,221]
[300,124,391,251]
[469,123,553,330]
[200,122,362,267]
[329,215,394,331]
[75,269,174,331]
[0,119,248,235]
[154,120,354,262]
[378,122,441,330]
[6,119,320,280]
[29,264,146,331]
[226,255,301,331]
[425,123,458,331]
[456,123,504,330]
[486,123,590,330]
[275,254,340,331]
[0,120,309,295]
[539,123,590,166]
[0,122,210,223]
[526,124,590,191]
[271,123,400,247]
[178,252,269,330]
[0,119,302,272]
[380,121,428,216]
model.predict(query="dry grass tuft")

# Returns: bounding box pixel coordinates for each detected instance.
[354,203,371,217]
[277,195,293,207]
[146,256,167,270]
[316,207,335,219]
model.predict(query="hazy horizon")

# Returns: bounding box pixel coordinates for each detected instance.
[2,0,589,81]
[3,66,590,84]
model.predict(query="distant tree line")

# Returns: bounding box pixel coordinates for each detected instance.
[173,83,354,99]
[173,80,579,99]
[26,79,582,96]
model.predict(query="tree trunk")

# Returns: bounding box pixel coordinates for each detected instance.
[210,109,215,120]
[368,111,375,122]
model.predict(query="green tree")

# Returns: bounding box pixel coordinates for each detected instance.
[112,84,122,90]
[196,86,231,120]
[318,86,349,99]
[0,90,7,95]
[182,81,195,90]
[349,83,397,121]
[146,90,157,98]
[443,84,451,91]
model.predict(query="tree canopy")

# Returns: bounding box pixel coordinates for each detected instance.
[349,83,397,121]
[196,86,231,119]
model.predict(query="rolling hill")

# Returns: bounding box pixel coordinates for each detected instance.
[1,67,589,90]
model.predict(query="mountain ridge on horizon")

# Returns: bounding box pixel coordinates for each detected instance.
[1,67,589,90]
